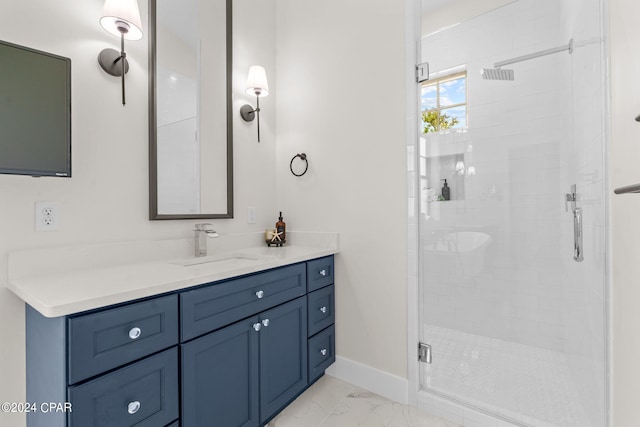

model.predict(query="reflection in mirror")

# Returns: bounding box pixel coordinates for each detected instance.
[149,0,233,219]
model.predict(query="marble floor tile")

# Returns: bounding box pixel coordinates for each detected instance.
[267,375,461,427]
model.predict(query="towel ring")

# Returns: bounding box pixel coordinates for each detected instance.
[290,153,308,177]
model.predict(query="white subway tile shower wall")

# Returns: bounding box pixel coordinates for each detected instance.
[418,0,606,425]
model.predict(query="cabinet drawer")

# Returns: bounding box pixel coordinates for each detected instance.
[68,295,179,384]
[307,285,334,337]
[307,256,334,292]
[308,325,335,383]
[68,347,179,427]
[181,263,306,342]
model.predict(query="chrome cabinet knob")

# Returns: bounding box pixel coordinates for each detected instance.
[320,349,328,356]
[127,401,141,415]
[253,322,262,332]
[128,327,142,340]
[320,306,327,314]
[255,290,264,299]
[319,269,327,277]
[262,319,270,327]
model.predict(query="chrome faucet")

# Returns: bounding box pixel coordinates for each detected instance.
[194,223,219,257]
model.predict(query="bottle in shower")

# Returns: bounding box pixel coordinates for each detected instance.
[441,179,450,201]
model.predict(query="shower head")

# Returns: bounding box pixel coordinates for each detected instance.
[480,68,514,81]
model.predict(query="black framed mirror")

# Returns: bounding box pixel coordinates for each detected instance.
[149,0,233,220]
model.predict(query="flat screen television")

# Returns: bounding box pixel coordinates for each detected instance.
[0,40,71,177]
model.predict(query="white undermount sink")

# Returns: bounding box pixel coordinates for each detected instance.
[171,253,265,267]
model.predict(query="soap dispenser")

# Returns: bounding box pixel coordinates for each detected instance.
[441,179,450,201]
[275,212,286,246]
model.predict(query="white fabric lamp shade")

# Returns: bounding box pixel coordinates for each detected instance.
[100,0,143,40]
[245,66,269,97]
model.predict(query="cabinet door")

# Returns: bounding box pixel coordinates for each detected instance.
[259,297,308,423]
[181,316,260,427]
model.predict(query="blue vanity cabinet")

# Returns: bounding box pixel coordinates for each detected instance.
[26,256,336,427]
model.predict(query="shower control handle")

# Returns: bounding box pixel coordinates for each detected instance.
[566,184,583,262]
[573,207,584,262]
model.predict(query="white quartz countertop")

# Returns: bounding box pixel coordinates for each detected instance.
[7,231,339,318]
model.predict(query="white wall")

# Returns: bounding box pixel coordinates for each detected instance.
[0,1,276,425]
[274,0,408,381]
[422,0,516,36]
[610,0,640,425]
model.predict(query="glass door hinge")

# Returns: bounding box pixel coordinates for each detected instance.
[418,342,432,363]
[416,62,429,83]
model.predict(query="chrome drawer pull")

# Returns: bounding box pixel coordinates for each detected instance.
[319,269,327,277]
[253,323,262,332]
[320,348,328,356]
[127,401,141,415]
[320,306,327,314]
[262,319,270,327]
[128,327,142,340]
[255,290,265,299]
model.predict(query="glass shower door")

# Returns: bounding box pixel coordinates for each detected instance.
[417,1,607,426]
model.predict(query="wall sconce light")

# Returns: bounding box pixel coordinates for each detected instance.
[240,66,270,142]
[97,0,143,106]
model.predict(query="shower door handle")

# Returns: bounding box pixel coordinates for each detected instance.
[573,207,584,262]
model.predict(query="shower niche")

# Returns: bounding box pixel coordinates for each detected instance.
[425,153,466,202]
[420,129,472,205]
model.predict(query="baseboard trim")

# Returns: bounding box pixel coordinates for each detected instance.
[325,356,409,404]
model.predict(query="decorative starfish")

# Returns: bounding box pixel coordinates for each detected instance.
[271,230,283,242]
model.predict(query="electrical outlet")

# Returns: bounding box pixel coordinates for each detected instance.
[247,206,257,224]
[35,201,61,231]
